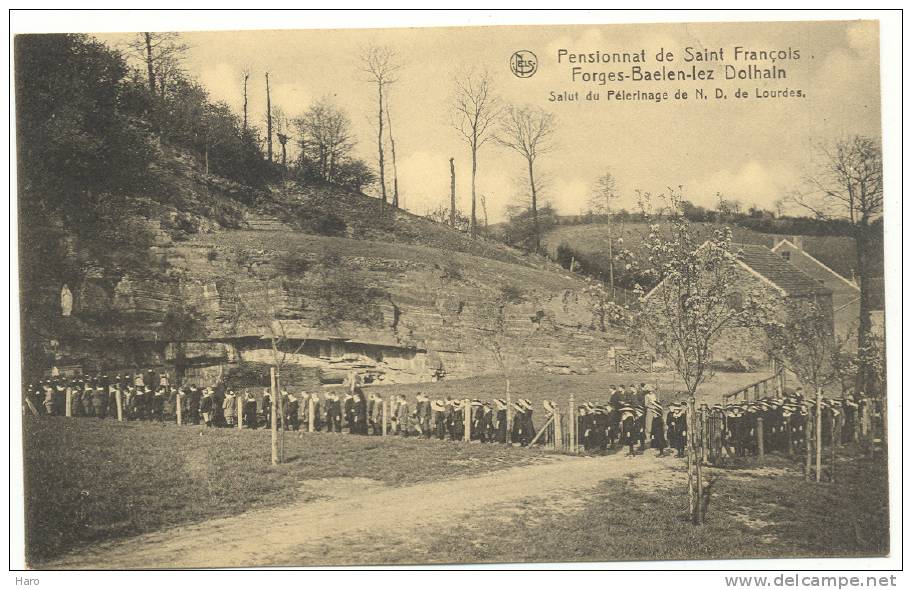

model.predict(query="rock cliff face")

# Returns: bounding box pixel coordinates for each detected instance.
[38,184,625,387]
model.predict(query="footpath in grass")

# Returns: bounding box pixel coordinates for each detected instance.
[318,449,889,565]
[23,416,553,564]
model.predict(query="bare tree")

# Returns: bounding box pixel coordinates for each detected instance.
[127,32,189,95]
[385,101,400,208]
[273,106,289,170]
[479,193,489,237]
[589,171,621,294]
[794,135,883,393]
[761,298,848,482]
[496,105,555,252]
[265,72,273,163]
[360,45,401,211]
[242,67,250,132]
[773,197,786,218]
[452,69,500,238]
[449,157,457,228]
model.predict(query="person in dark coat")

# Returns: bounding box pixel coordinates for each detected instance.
[261,389,272,429]
[243,391,258,429]
[648,399,667,455]
[493,399,508,443]
[285,391,300,431]
[416,392,432,438]
[432,399,447,439]
[92,386,108,419]
[200,388,214,427]
[80,385,94,417]
[152,387,166,422]
[188,386,201,425]
[343,393,355,433]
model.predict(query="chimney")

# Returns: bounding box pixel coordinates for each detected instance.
[791,235,803,251]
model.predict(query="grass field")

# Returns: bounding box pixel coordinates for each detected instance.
[23,416,553,564]
[321,449,890,565]
[364,370,776,409]
[541,221,870,280]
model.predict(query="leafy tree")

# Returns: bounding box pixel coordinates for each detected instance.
[500,203,559,251]
[606,190,779,523]
[426,204,470,232]
[294,97,355,183]
[794,135,883,393]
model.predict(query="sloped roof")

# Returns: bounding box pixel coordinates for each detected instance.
[737,244,833,297]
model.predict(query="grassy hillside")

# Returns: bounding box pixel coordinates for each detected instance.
[542,221,875,281]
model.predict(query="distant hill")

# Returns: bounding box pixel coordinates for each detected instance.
[542,220,883,281]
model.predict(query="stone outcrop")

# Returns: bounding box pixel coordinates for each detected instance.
[42,205,626,386]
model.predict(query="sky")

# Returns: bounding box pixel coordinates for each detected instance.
[96,20,881,223]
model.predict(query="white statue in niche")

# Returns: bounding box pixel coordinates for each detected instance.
[60,284,73,317]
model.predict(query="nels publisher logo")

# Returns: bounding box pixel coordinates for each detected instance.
[510,50,537,78]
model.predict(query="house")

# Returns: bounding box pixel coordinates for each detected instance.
[771,237,862,344]
[644,242,834,368]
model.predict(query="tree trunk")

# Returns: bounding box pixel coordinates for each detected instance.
[449,158,456,228]
[377,84,387,211]
[270,367,279,465]
[805,402,813,481]
[854,222,874,394]
[385,103,399,208]
[606,209,615,297]
[686,399,695,523]
[691,397,703,524]
[242,73,249,132]
[265,73,273,164]
[816,386,822,483]
[277,370,286,463]
[144,33,156,93]
[470,145,477,239]
[528,158,540,253]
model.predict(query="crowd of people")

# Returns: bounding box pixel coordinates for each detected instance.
[26,370,871,458]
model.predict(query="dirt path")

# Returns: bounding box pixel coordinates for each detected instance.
[43,452,674,569]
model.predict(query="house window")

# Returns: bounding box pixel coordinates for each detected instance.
[780,251,791,261]
[727,292,744,310]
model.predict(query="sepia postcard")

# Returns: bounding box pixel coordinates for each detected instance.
[9,10,902,576]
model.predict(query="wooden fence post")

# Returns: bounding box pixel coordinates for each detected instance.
[553,409,562,451]
[830,412,837,482]
[786,416,793,456]
[568,394,576,454]
[756,416,765,461]
[464,399,471,442]
[65,387,72,418]
[308,395,315,432]
[694,401,703,525]
[815,387,823,482]
[175,390,182,425]
[115,388,124,422]
[270,367,279,465]
[804,404,813,481]
[506,381,512,445]
[237,395,243,430]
